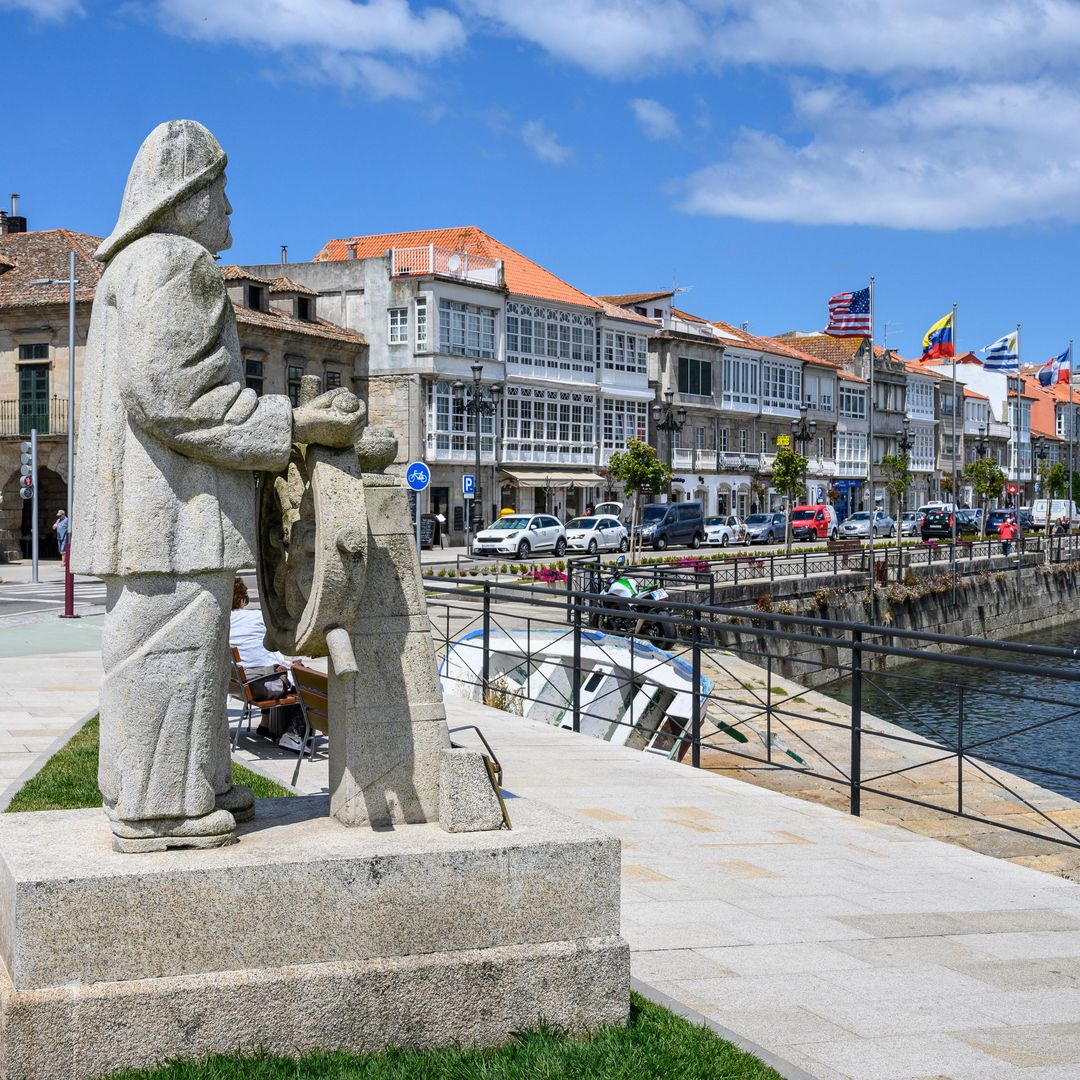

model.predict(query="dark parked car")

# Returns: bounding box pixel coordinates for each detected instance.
[987,508,1034,534]
[921,508,979,541]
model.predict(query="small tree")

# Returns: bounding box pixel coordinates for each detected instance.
[964,456,1006,537]
[880,451,912,556]
[1039,459,1068,499]
[771,445,808,554]
[607,438,671,561]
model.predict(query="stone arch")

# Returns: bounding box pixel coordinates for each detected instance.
[0,462,67,561]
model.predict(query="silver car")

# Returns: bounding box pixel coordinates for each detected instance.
[899,511,925,536]
[839,510,895,538]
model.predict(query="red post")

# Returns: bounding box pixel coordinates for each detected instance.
[59,543,78,619]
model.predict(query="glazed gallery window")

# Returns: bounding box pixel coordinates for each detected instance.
[601,331,647,374]
[836,432,868,468]
[761,359,802,409]
[501,385,595,458]
[722,353,758,406]
[438,299,496,359]
[600,398,647,450]
[388,307,408,345]
[426,380,494,454]
[415,297,428,350]
[506,301,595,377]
[677,356,712,397]
[839,385,867,419]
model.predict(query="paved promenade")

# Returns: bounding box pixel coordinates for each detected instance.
[4,619,1080,1078]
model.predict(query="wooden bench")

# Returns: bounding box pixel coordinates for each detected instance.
[826,538,862,567]
[228,646,301,750]
[290,663,330,785]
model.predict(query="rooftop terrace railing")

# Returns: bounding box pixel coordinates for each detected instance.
[426,568,1080,852]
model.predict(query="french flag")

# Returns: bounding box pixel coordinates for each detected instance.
[1038,348,1071,387]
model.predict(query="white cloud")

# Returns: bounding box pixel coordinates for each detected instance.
[521,119,572,164]
[680,80,1080,229]
[631,98,679,141]
[153,0,464,98]
[0,0,83,18]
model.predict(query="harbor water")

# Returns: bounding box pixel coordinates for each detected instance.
[818,622,1080,802]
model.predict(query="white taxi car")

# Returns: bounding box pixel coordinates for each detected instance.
[472,514,566,559]
[564,515,629,554]
[704,514,748,547]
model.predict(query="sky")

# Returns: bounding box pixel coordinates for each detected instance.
[5,0,1080,365]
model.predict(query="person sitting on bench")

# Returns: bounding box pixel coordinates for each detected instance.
[229,577,308,751]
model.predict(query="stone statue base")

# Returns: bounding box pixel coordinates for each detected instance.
[0,796,628,1079]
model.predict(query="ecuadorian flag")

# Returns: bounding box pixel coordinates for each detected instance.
[920,311,954,361]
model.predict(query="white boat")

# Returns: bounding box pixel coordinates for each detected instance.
[439,627,712,760]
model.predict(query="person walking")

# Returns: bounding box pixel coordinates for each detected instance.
[998,513,1018,557]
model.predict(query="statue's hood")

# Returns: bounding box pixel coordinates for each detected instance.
[96,120,226,263]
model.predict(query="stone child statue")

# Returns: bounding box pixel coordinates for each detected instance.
[73,120,362,852]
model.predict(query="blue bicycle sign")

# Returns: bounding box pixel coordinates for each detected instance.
[405,461,431,492]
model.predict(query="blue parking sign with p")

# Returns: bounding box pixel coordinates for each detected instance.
[406,461,430,492]
[462,474,475,499]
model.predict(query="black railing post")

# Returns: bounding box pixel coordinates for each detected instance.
[481,580,491,703]
[691,617,702,768]
[770,554,775,582]
[803,550,808,578]
[850,628,862,817]
[766,651,773,764]
[572,596,582,734]
[957,684,965,816]
[734,557,739,586]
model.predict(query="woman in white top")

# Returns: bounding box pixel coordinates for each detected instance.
[229,578,306,750]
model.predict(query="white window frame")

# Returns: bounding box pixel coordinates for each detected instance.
[388,307,408,345]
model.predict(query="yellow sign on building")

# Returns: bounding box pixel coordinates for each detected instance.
[775,434,791,447]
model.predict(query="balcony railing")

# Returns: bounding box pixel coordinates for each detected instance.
[672,448,693,469]
[502,446,596,465]
[694,449,717,472]
[391,246,503,286]
[0,397,69,438]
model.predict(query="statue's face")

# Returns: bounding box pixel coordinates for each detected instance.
[202,175,233,254]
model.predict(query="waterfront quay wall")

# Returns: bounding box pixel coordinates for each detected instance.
[678,557,1080,688]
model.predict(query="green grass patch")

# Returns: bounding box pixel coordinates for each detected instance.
[5,716,292,813]
[101,993,781,1079]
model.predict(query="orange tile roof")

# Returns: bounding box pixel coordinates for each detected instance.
[597,291,675,306]
[0,229,102,307]
[594,297,658,325]
[963,387,989,400]
[773,332,865,366]
[269,275,317,297]
[221,264,271,283]
[314,226,598,309]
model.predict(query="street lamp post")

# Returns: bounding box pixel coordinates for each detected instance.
[791,401,817,503]
[29,251,77,618]
[893,418,913,552]
[455,365,502,546]
[651,390,687,497]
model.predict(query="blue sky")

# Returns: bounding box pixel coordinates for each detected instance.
[6,0,1080,364]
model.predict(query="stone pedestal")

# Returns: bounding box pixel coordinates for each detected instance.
[0,795,628,1079]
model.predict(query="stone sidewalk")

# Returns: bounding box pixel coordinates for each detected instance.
[4,627,1080,1078]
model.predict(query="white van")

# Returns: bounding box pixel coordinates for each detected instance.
[1031,499,1080,530]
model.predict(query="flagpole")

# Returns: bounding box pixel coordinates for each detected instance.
[867,276,876,617]
[1014,326,1022,591]
[1069,339,1075,560]
[950,302,958,603]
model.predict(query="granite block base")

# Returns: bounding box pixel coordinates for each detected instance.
[0,796,629,1079]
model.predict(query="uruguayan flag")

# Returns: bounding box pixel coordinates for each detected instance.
[982,331,1019,371]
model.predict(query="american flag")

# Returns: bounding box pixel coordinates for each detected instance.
[825,286,871,337]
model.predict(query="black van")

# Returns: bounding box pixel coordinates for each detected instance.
[637,500,705,550]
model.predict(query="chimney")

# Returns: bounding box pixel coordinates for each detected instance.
[1,194,26,234]
[280,244,287,265]
[347,242,358,261]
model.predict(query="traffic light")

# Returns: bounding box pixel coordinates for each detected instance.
[18,441,33,501]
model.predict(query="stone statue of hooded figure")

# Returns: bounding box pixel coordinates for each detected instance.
[73,120,362,851]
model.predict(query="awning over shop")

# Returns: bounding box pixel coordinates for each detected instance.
[500,469,607,490]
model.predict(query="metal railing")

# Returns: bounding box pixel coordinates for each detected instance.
[0,397,68,437]
[426,575,1080,851]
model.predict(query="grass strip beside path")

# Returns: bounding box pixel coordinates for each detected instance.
[5,717,292,812]
[103,994,782,1080]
